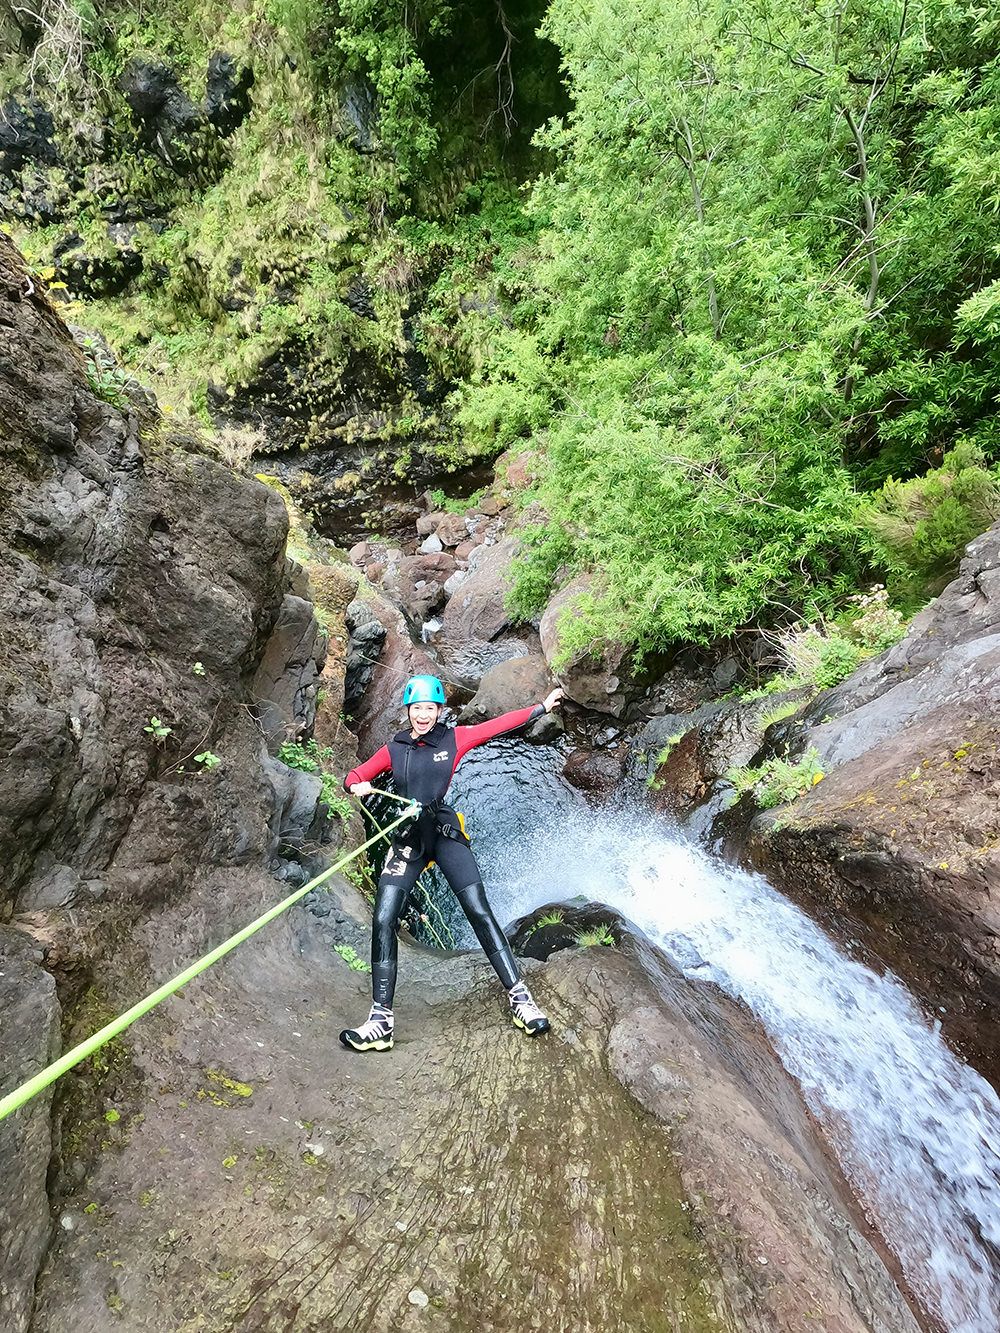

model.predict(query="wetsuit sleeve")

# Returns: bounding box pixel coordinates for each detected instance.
[453,704,545,762]
[344,746,391,791]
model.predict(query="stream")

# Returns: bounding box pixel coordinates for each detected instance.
[432,739,1000,1333]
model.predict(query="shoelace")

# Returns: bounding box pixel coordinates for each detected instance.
[510,987,544,1021]
[356,1006,393,1039]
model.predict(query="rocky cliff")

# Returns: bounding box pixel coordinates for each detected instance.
[0,233,330,1326]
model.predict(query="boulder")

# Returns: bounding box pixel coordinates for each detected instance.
[416,510,444,537]
[382,552,456,624]
[441,537,527,686]
[501,449,538,491]
[457,654,554,723]
[435,512,469,548]
[418,531,443,554]
[539,575,630,716]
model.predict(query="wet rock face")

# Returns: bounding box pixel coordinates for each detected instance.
[24,870,919,1333]
[0,234,303,911]
[741,526,1000,1084]
[0,236,331,1326]
[0,930,60,1333]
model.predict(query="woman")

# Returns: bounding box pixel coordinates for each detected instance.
[340,673,564,1052]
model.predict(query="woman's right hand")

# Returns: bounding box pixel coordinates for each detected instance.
[349,781,373,797]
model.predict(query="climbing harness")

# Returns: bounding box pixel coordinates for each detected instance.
[0,801,419,1124]
[360,788,457,951]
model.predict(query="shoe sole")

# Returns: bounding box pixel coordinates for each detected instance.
[339,1033,393,1052]
[512,1016,550,1037]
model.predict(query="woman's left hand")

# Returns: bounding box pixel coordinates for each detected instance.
[542,688,565,713]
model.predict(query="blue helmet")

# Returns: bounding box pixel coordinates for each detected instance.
[402,674,446,706]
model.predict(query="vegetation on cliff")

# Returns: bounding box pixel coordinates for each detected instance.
[4,0,1000,660]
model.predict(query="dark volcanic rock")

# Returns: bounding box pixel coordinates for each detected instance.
[0,233,321,1324]
[204,52,254,136]
[120,61,203,163]
[0,99,58,176]
[0,930,60,1333]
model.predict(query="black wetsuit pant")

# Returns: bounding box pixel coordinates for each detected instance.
[371,824,520,1008]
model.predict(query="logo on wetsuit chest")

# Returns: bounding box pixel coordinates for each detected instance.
[432,750,450,762]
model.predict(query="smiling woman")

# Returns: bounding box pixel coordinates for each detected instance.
[341,673,564,1050]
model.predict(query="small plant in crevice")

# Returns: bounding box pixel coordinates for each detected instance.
[144,716,173,740]
[728,746,826,810]
[647,733,684,789]
[523,907,565,938]
[194,750,222,771]
[333,942,371,972]
[758,699,800,730]
[80,336,134,410]
[575,923,616,949]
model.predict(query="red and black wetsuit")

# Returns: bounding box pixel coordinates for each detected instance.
[344,704,545,1006]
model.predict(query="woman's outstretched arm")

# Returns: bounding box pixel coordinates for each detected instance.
[453,689,563,762]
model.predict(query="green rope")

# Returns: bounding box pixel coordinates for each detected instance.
[0,804,418,1124]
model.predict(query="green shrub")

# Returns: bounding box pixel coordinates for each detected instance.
[866,443,1000,593]
[278,739,351,822]
[729,747,826,810]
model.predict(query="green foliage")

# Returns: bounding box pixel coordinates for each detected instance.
[456,0,1000,657]
[143,716,172,739]
[80,336,133,409]
[757,699,800,730]
[194,750,222,770]
[865,443,1000,595]
[729,747,826,810]
[574,923,616,948]
[278,739,351,822]
[333,942,371,972]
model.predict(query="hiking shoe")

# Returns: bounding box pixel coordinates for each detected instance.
[340,1003,394,1052]
[508,981,550,1036]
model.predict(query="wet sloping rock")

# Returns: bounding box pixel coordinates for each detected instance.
[0,931,59,1333]
[744,525,1000,1082]
[26,868,918,1333]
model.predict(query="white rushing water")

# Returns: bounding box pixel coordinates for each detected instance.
[445,752,1000,1333]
